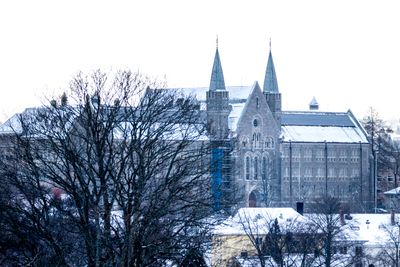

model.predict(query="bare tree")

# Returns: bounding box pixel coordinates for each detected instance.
[373,219,400,267]
[362,107,397,206]
[237,209,319,267]
[260,157,276,207]
[307,196,352,267]
[385,140,400,191]
[0,70,216,267]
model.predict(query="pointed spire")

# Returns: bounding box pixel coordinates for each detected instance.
[263,42,279,93]
[209,40,226,91]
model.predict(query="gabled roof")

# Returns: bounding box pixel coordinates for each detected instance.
[214,207,306,236]
[0,107,65,135]
[263,50,279,93]
[0,110,26,134]
[339,213,400,247]
[209,48,226,91]
[0,105,209,141]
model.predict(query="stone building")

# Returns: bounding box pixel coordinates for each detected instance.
[0,45,372,211]
[177,46,372,211]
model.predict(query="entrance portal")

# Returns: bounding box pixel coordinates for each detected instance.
[249,191,257,207]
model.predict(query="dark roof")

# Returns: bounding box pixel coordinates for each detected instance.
[282,112,355,127]
[263,50,279,93]
[209,48,226,91]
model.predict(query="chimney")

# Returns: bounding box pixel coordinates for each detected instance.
[340,209,345,226]
[391,209,396,226]
[296,202,304,215]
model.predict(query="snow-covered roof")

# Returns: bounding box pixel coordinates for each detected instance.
[0,106,208,141]
[215,209,400,248]
[0,107,77,138]
[170,85,253,135]
[228,103,246,134]
[214,207,306,235]
[115,122,208,141]
[340,213,400,247]
[0,107,39,134]
[233,256,278,267]
[281,111,368,143]
[170,85,253,103]
[384,187,400,195]
[282,125,368,143]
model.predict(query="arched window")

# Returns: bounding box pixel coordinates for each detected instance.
[245,156,250,180]
[254,157,259,180]
[241,136,249,148]
[253,119,258,127]
[249,191,257,207]
[262,157,267,180]
[265,137,271,149]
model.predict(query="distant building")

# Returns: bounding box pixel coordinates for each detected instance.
[0,45,373,211]
[212,207,310,267]
[176,46,372,211]
[212,207,400,267]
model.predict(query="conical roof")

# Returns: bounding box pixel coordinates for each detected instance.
[209,48,226,91]
[263,50,279,93]
[309,96,319,106]
[309,96,319,110]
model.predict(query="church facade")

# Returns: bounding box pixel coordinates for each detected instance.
[179,47,372,211]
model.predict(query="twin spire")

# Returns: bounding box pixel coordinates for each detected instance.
[209,40,279,93]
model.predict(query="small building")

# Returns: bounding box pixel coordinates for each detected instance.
[212,207,311,267]
[383,186,400,211]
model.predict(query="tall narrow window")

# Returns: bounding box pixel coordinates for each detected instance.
[351,149,359,162]
[245,156,250,180]
[304,149,312,161]
[328,168,335,178]
[262,157,267,180]
[316,149,324,161]
[254,157,258,180]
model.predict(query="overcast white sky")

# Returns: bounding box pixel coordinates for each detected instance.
[1,0,399,123]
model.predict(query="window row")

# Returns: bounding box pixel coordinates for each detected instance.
[283,167,360,179]
[282,148,361,162]
[245,156,271,180]
[283,184,356,197]
[241,135,275,149]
